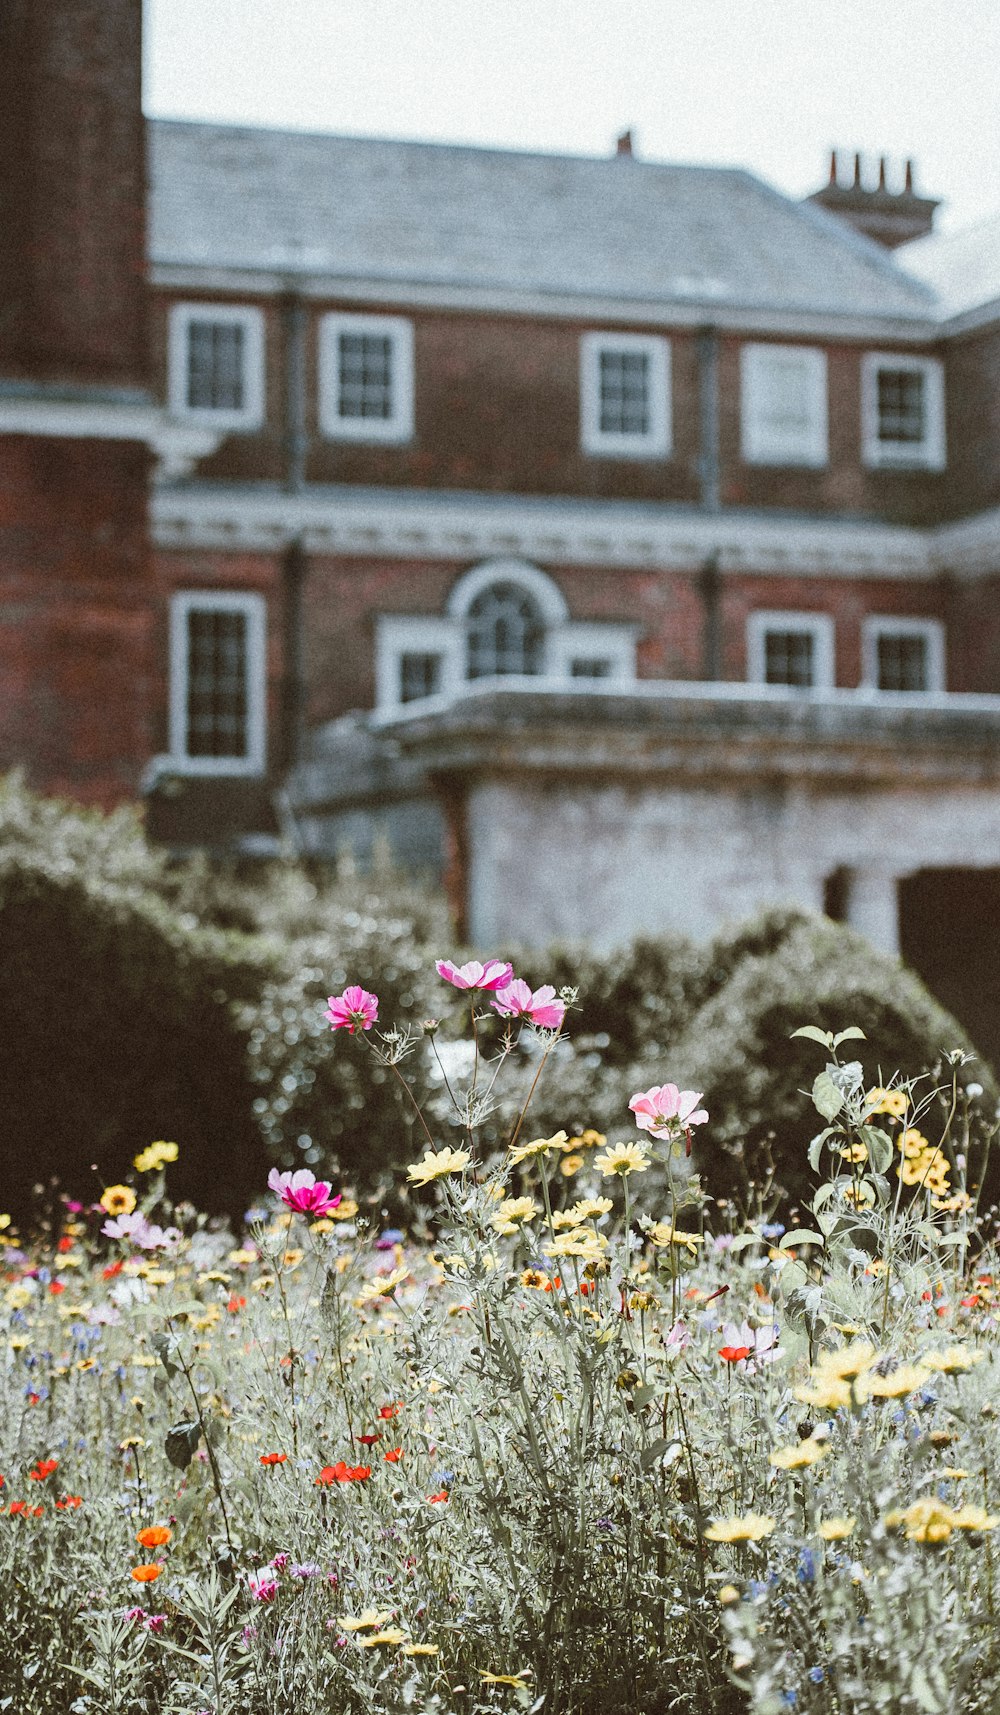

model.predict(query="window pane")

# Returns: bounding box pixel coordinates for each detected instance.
[186,610,249,757]
[570,658,613,678]
[598,350,650,437]
[187,321,245,412]
[877,369,925,444]
[877,633,928,692]
[338,332,394,420]
[399,652,442,702]
[764,629,815,688]
[758,354,811,434]
[467,583,545,678]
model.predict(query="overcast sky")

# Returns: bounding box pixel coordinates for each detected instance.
[146,0,1000,237]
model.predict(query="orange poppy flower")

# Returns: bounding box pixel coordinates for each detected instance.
[259,1452,288,1467]
[56,1495,83,1509]
[378,1404,402,1420]
[427,1490,449,1503]
[316,1462,371,1485]
[130,1564,163,1583]
[136,1526,171,1548]
[383,1447,403,1463]
[29,1459,58,1482]
[719,1346,752,1363]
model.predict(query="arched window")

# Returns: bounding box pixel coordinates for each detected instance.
[466,581,546,679]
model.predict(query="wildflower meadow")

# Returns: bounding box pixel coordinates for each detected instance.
[2,950,999,1714]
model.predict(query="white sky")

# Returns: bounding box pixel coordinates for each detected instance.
[146,0,1000,237]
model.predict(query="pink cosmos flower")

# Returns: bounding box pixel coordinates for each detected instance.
[267,1168,343,1219]
[629,1084,708,1154]
[248,1573,279,1603]
[491,979,566,1031]
[324,986,379,1034]
[718,1319,783,1373]
[435,958,514,991]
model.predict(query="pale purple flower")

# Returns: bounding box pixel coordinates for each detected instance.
[267,1168,342,1219]
[289,1562,322,1580]
[101,1212,181,1251]
[324,986,379,1034]
[435,958,514,992]
[665,1318,690,1355]
[491,979,566,1031]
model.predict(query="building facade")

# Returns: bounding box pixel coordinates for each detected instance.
[2,2,1000,1049]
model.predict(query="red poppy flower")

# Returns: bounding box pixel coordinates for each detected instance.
[26,1394,40,1407]
[316,1462,371,1486]
[427,1490,449,1503]
[56,1495,83,1509]
[378,1404,402,1420]
[48,1281,65,1296]
[259,1452,287,1467]
[103,1260,124,1280]
[718,1346,752,1364]
[29,1459,58,1482]
[227,1294,246,1314]
[57,1235,73,1253]
[357,1433,381,1446]
[383,1447,403,1463]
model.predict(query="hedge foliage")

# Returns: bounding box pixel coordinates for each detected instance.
[1,774,995,1221]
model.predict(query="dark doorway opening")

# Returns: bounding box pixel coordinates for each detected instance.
[899,868,1000,1077]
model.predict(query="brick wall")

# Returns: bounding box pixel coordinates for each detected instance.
[0,0,146,385]
[941,323,1000,520]
[0,437,154,803]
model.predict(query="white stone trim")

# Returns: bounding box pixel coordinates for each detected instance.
[861,351,946,471]
[0,395,221,479]
[932,505,1000,576]
[150,485,943,579]
[445,557,569,622]
[746,609,836,689]
[149,263,941,345]
[167,590,267,775]
[318,313,414,443]
[740,344,828,467]
[167,302,266,431]
[860,615,946,692]
[547,621,639,681]
[580,331,671,459]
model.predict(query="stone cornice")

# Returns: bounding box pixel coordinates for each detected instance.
[379,681,1000,788]
[150,483,949,579]
[0,392,222,480]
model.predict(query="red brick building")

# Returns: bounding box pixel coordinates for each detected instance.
[3,1,1000,1046]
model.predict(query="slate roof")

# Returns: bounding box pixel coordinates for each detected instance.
[148,119,937,322]
[899,213,1000,319]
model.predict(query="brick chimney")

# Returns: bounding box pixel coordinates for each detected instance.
[806,150,939,249]
[0,0,147,386]
[615,130,635,158]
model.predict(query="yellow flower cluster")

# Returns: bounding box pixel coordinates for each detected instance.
[896,1128,952,1200]
[866,1087,908,1118]
[133,1140,179,1174]
[885,1497,999,1544]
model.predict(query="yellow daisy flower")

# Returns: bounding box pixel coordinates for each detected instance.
[508,1131,568,1167]
[921,1346,985,1374]
[769,1439,829,1470]
[407,1147,471,1187]
[818,1516,856,1540]
[491,1197,539,1232]
[100,1185,136,1217]
[704,1514,776,1544]
[593,1141,651,1178]
[339,1610,394,1632]
[357,1267,409,1302]
[867,1364,931,1399]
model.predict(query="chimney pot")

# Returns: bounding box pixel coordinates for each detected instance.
[828,148,838,186]
[853,151,863,188]
[905,158,914,193]
[616,129,633,158]
[878,155,887,191]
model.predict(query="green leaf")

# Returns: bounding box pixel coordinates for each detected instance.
[812,1071,844,1122]
[791,1025,834,1048]
[860,1125,894,1175]
[640,1437,673,1470]
[833,1027,867,1046]
[807,1126,839,1172]
[164,1420,201,1470]
[780,1229,825,1249]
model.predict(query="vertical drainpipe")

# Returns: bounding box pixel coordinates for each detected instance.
[282,285,308,772]
[697,324,722,680]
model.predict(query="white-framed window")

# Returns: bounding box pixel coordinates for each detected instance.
[168,592,267,774]
[740,344,828,467]
[746,611,835,690]
[861,353,946,470]
[861,617,945,693]
[319,313,414,443]
[580,332,671,458]
[167,304,266,430]
[374,560,637,711]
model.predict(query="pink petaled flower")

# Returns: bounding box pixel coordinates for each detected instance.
[718,1319,784,1373]
[629,1084,708,1155]
[324,986,379,1035]
[435,958,514,992]
[248,1574,279,1603]
[145,1614,167,1635]
[267,1168,343,1219]
[491,979,566,1031]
